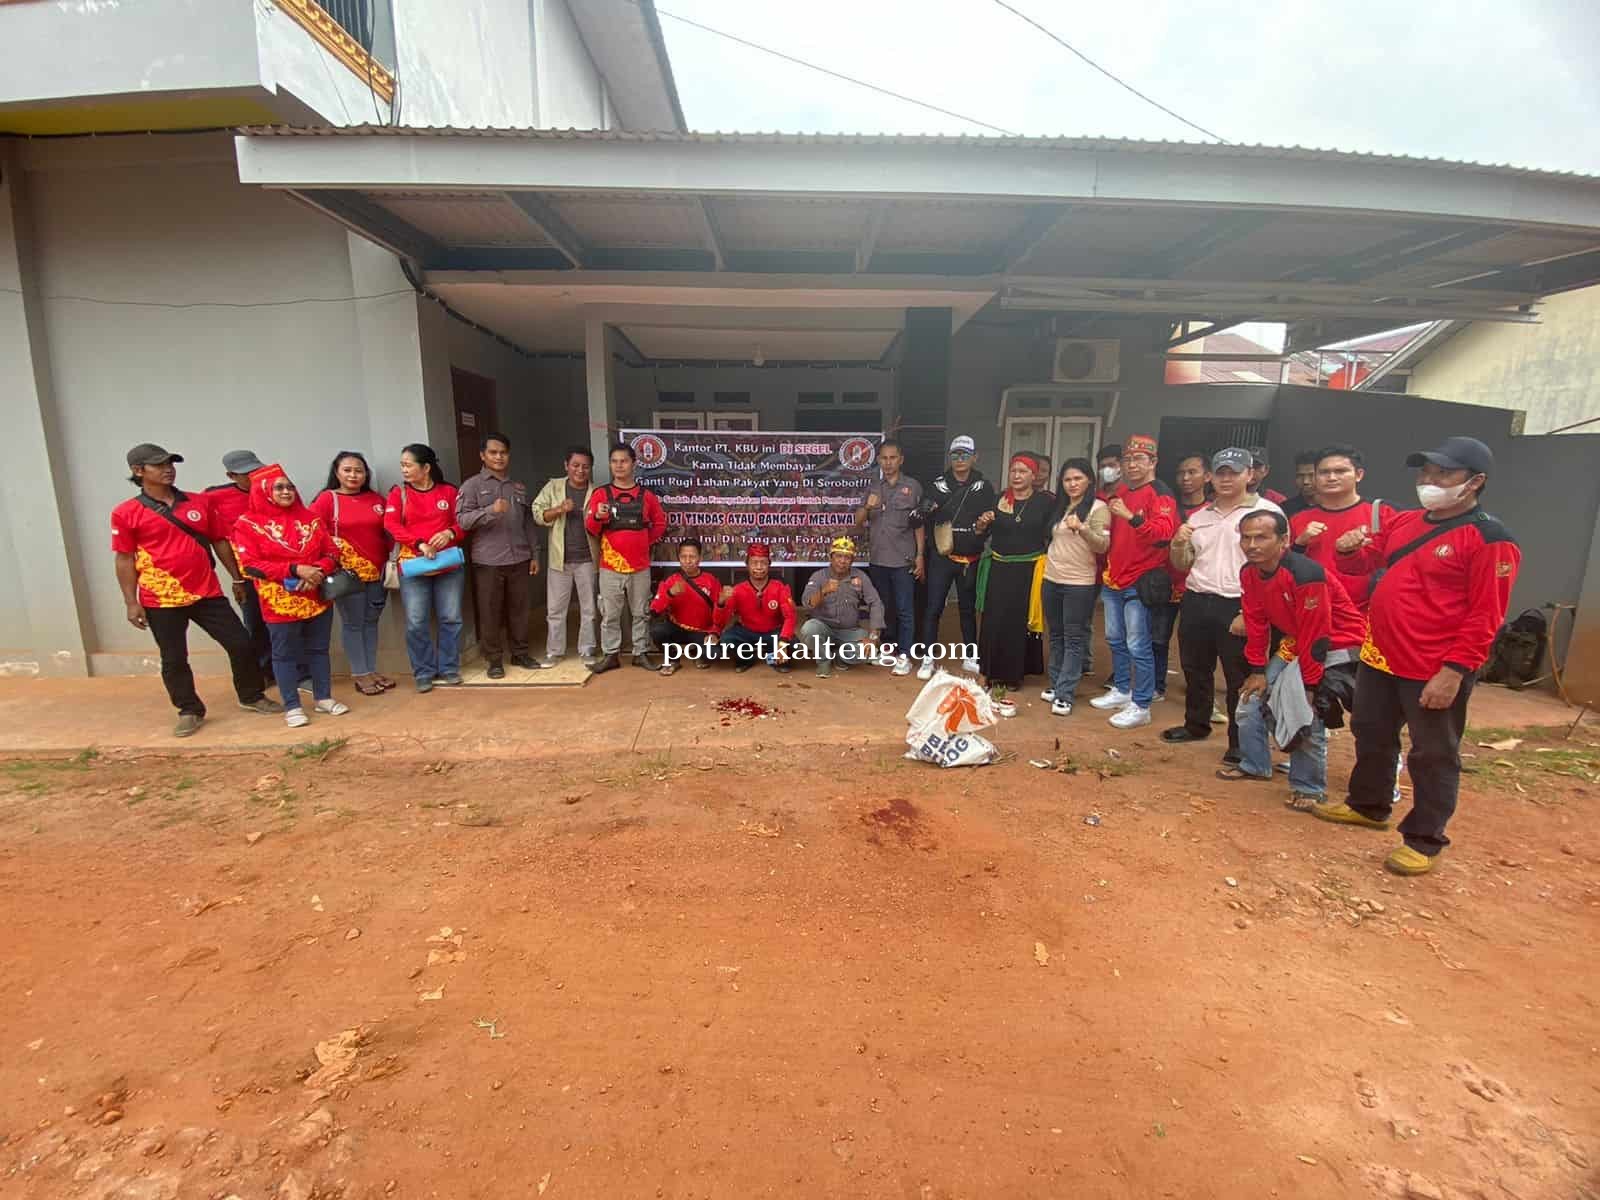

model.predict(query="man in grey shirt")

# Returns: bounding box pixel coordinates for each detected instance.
[456,432,540,678]
[853,438,924,676]
[532,445,599,666]
[799,535,884,679]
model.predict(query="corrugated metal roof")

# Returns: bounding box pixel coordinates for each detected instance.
[238,125,1600,183]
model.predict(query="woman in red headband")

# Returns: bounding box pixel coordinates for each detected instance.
[976,453,1054,715]
[231,464,349,728]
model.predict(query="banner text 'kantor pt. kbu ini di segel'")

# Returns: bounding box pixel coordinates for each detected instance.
[621,429,883,566]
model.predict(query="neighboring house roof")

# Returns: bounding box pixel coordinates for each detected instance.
[1165,331,1288,385]
[567,0,685,132]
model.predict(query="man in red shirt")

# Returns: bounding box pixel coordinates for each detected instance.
[587,442,668,674]
[1290,443,1398,610]
[1226,509,1365,807]
[718,542,797,673]
[205,449,272,673]
[112,444,277,737]
[650,537,727,674]
[1089,433,1179,728]
[1313,437,1520,875]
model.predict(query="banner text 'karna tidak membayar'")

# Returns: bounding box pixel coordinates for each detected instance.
[621,429,883,566]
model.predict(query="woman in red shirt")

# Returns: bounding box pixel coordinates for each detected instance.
[311,451,393,696]
[232,464,349,729]
[382,443,465,692]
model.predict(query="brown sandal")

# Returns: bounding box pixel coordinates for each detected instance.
[375,674,397,690]
[1215,766,1267,782]
[355,675,385,696]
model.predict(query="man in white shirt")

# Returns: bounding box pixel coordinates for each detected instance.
[1161,447,1283,764]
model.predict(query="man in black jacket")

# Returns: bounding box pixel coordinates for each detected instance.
[917,435,998,679]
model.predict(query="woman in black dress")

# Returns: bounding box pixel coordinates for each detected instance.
[977,454,1054,711]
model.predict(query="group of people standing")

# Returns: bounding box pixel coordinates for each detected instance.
[114,423,1518,876]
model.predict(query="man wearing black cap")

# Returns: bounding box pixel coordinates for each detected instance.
[1246,447,1287,505]
[112,444,277,737]
[205,449,273,674]
[1312,436,1520,876]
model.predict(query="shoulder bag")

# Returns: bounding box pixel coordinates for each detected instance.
[382,488,404,589]
[321,494,365,600]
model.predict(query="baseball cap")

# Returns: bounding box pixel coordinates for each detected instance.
[948,435,976,455]
[1247,446,1269,466]
[222,450,266,474]
[1405,436,1493,477]
[126,443,183,469]
[1211,447,1252,473]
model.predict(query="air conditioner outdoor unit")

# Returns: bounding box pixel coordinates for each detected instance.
[1052,338,1121,384]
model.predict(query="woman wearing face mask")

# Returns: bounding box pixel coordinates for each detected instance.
[976,454,1054,715]
[231,464,349,729]
[1040,459,1110,716]
[311,451,393,696]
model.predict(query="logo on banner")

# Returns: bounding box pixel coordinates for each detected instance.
[838,437,876,472]
[632,434,669,470]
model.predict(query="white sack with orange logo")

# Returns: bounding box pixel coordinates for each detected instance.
[903,669,1000,767]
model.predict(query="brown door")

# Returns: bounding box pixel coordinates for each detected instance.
[451,368,498,482]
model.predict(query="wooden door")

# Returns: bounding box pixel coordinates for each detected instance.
[451,368,498,482]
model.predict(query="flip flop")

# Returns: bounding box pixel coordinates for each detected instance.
[355,677,385,696]
[1215,766,1268,782]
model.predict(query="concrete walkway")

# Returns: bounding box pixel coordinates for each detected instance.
[0,667,1587,762]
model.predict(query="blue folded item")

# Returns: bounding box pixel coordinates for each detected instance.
[399,546,465,577]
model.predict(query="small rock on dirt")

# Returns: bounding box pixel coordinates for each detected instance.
[1224,877,1238,887]
[1405,1173,1444,1200]
[245,832,264,846]
[345,928,360,941]
[99,1108,124,1125]
[277,1173,311,1200]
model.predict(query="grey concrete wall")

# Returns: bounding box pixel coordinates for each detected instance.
[394,0,540,127]
[1270,385,1600,695]
[534,0,610,129]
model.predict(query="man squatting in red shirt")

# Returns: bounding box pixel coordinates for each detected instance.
[1310,437,1520,876]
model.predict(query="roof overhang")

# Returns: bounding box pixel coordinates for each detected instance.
[234,128,1600,355]
[566,0,684,132]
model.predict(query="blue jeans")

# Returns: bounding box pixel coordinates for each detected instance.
[1103,586,1155,707]
[334,580,387,676]
[1237,655,1328,797]
[399,568,465,682]
[267,609,333,710]
[1041,579,1097,705]
[867,564,915,656]
[719,623,783,664]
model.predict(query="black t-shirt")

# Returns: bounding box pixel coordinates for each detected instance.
[564,483,591,564]
[990,492,1054,556]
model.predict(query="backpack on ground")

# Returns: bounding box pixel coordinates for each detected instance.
[1482,608,1547,688]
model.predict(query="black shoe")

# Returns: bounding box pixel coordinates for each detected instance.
[439,673,464,686]
[772,662,792,674]
[1221,748,1242,766]
[588,654,620,675]
[1161,727,1209,744]
[634,653,660,671]
[735,660,755,673]
[487,661,506,680]
[510,654,540,670]
[415,677,435,694]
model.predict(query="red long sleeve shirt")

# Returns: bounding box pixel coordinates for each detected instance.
[649,569,725,632]
[383,483,464,569]
[1103,480,1179,591]
[718,578,798,639]
[1240,551,1365,687]
[1290,498,1399,611]
[231,515,338,624]
[586,483,667,573]
[1359,508,1520,681]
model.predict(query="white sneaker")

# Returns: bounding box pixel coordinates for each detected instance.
[916,657,936,681]
[1090,688,1132,710]
[1153,691,1167,703]
[892,655,913,677]
[285,708,310,729]
[315,699,350,716]
[1109,704,1151,729]
[1040,688,1056,702]
[1051,699,1072,716]
[961,657,980,674]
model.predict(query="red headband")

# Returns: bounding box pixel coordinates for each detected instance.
[745,543,771,559]
[1010,453,1043,474]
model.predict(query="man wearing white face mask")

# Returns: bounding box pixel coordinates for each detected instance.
[1311,437,1520,876]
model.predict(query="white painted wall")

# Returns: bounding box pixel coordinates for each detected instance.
[614,363,895,432]
[1407,287,1600,435]
[535,0,610,129]
[392,0,538,127]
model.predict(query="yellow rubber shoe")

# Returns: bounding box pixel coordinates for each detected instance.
[1384,846,1437,876]
[1310,802,1392,830]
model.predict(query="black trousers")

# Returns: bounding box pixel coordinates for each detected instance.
[473,561,532,660]
[145,596,265,716]
[1176,591,1248,749]
[1347,664,1474,856]
[649,617,714,655]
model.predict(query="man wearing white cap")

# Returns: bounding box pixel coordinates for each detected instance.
[916,435,997,679]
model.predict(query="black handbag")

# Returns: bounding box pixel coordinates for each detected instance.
[1133,566,1173,608]
[320,569,363,601]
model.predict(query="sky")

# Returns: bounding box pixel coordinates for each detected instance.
[656,0,1600,175]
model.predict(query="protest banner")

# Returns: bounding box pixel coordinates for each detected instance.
[621,429,883,566]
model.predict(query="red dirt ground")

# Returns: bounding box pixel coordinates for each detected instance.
[1,718,1597,1199]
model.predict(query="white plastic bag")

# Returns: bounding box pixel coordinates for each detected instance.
[903,669,1000,767]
